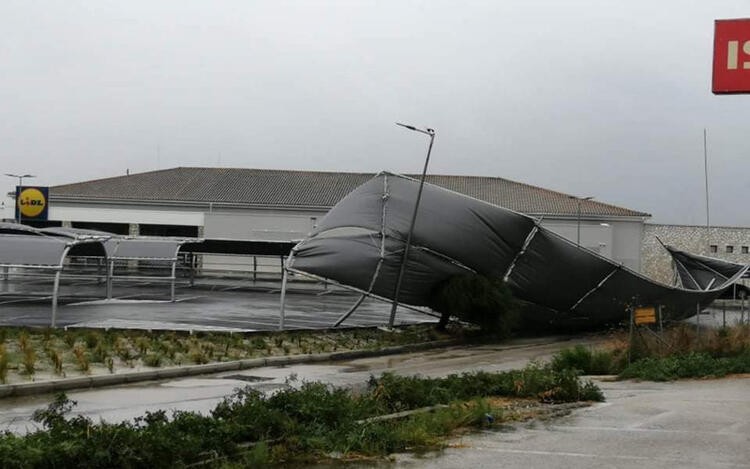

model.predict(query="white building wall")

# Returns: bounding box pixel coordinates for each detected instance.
[204,211,325,241]
[50,205,205,227]
[541,218,643,272]
[44,201,646,272]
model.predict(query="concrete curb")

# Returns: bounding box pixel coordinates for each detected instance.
[0,339,459,398]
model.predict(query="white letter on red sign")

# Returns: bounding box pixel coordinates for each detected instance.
[727,41,750,70]
[728,41,738,69]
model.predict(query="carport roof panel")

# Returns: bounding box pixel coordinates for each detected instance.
[110,238,199,260]
[0,234,69,267]
[49,167,650,218]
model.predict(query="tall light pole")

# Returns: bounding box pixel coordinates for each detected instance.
[704,128,710,255]
[388,123,435,329]
[568,195,593,246]
[4,173,35,223]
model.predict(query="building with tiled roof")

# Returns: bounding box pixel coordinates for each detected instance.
[15,167,650,271]
[50,167,647,218]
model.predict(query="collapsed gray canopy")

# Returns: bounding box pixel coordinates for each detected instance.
[288,173,747,327]
[662,244,749,290]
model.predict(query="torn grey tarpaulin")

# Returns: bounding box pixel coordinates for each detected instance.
[288,173,747,328]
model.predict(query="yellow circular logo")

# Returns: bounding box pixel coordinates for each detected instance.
[18,188,46,218]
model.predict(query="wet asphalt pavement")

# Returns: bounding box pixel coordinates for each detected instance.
[0,278,432,331]
[399,377,750,468]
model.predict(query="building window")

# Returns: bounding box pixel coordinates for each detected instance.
[726,245,734,254]
[710,245,718,253]
[743,246,749,254]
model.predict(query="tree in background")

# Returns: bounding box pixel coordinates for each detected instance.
[429,274,518,336]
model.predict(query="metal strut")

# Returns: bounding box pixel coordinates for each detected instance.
[278,250,296,330]
[503,224,539,283]
[334,174,390,328]
[569,266,620,311]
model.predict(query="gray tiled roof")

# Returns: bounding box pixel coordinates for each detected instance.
[50,167,649,218]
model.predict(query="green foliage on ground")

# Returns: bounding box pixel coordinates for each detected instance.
[429,274,518,335]
[0,325,454,383]
[618,351,750,381]
[551,344,624,375]
[550,324,750,381]
[0,364,602,467]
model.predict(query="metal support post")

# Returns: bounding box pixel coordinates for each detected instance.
[334,294,366,328]
[51,270,62,328]
[170,260,177,302]
[742,294,746,325]
[278,251,295,331]
[658,304,663,334]
[189,253,195,287]
[279,268,289,330]
[106,259,114,299]
[388,124,435,329]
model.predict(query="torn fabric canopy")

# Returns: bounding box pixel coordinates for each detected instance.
[288,173,747,328]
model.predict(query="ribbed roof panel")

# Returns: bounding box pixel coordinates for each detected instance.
[50,167,649,217]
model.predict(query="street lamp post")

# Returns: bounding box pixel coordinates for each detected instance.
[568,195,593,246]
[388,123,435,329]
[4,173,35,223]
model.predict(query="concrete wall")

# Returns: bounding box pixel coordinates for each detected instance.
[541,218,644,272]
[204,210,326,242]
[642,224,750,284]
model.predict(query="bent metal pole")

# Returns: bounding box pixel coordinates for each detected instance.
[388,124,435,329]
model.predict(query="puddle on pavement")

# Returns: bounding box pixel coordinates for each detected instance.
[339,363,371,373]
[220,374,273,383]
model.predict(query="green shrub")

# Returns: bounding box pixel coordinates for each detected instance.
[0,363,601,467]
[552,345,617,375]
[619,351,750,381]
[0,344,7,383]
[72,345,89,373]
[429,274,517,335]
[143,353,163,368]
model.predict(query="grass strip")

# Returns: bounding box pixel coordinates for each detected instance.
[550,324,750,381]
[0,325,465,384]
[0,363,602,467]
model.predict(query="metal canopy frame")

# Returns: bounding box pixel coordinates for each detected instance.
[0,233,109,327]
[104,237,203,302]
[278,174,447,330]
[280,172,749,330]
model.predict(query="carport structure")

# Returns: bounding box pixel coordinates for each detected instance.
[100,236,200,302]
[40,228,202,303]
[1,224,210,326]
[0,223,109,326]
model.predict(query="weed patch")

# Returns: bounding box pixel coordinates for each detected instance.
[0,363,601,467]
[550,324,750,381]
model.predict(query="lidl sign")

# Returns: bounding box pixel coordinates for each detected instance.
[713,19,750,94]
[15,186,49,221]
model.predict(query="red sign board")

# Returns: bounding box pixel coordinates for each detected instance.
[713,19,750,94]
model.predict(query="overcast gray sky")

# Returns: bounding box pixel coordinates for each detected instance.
[1,1,749,225]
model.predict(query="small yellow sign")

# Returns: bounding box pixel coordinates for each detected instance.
[634,306,657,325]
[17,187,47,218]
